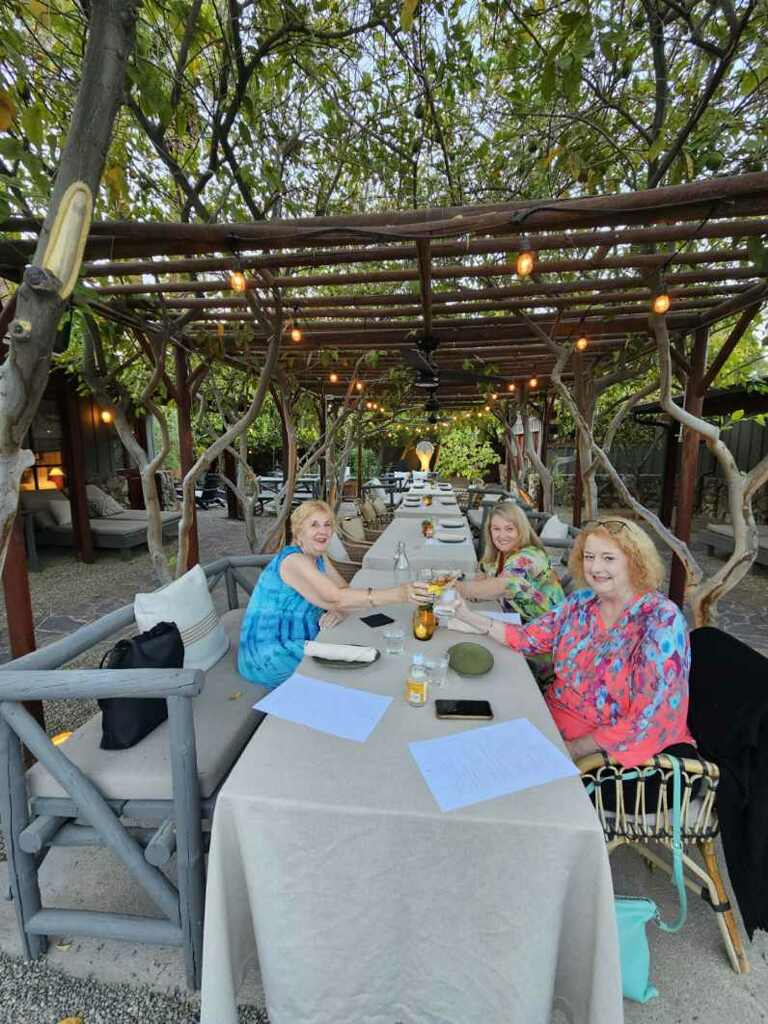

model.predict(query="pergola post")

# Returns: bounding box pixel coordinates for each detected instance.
[572,445,583,527]
[668,327,709,607]
[223,447,239,520]
[55,376,95,564]
[174,346,199,569]
[659,421,679,527]
[2,517,46,740]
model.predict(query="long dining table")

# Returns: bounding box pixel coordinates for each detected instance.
[199,543,624,1024]
[363,514,477,575]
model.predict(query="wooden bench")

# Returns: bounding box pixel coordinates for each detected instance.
[703,523,768,568]
[0,554,269,989]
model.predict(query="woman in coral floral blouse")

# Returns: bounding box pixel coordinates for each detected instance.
[443,516,696,767]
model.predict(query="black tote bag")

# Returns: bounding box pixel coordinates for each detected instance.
[98,621,184,750]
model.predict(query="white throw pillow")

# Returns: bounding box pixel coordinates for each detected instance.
[540,514,570,541]
[86,483,125,517]
[327,533,350,562]
[134,564,229,671]
[49,501,72,527]
[367,477,387,501]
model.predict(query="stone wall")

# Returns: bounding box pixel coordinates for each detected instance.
[551,473,768,523]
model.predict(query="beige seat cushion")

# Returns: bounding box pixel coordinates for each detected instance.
[27,609,262,802]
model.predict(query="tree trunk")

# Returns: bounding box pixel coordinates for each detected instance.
[0,2,138,574]
[82,316,172,584]
[176,329,281,573]
[260,374,298,554]
[520,385,552,514]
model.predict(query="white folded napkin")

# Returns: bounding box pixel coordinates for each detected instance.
[439,518,464,527]
[444,618,487,634]
[305,641,378,662]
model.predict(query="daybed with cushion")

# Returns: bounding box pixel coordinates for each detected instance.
[703,522,768,568]
[0,555,270,990]
[21,485,181,555]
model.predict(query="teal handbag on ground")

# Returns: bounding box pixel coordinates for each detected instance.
[591,756,688,1003]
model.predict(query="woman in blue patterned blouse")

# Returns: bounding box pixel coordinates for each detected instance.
[238,500,412,688]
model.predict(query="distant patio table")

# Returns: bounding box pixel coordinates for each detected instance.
[199,569,623,1024]
[395,493,461,518]
[363,515,477,574]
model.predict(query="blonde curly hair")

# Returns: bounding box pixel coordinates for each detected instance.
[480,501,544,569]
[567,517,664,593]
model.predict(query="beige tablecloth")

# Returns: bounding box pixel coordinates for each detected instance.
[363,516,477,574]
[199,577,623,1024]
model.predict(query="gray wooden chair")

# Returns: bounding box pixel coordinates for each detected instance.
[0,554,270,990]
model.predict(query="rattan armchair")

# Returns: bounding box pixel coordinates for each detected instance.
[337,518,373,562]
[577,750,749,975]
[328,555,363,584]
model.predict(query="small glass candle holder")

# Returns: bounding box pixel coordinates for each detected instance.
[412,603,437,641]
[421,518,434,538]
[422,495,433,507]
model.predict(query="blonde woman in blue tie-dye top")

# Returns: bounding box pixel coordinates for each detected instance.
[238,500,414,689]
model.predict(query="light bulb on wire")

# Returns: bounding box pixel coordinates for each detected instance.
[529,377,538,389]
[507,382,516,393]
[229,270,247,293]
[290,324,303,343]
[329,372,338,384]
[515,236,535,277]
[652,292,671,314]
[575,335,589,352]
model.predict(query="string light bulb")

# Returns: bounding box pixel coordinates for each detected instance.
[516,236,535,277]
[507,382,516,392]
[229,270,247,293]
[575,335,589,351]
[529,377,538,389]
[652,291,671,314]
[355,380,364,391]
[290,325,303,343]
[329,372,338,384]
[491,392,498,400]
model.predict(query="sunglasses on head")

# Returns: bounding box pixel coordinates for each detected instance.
[583,519,630,535]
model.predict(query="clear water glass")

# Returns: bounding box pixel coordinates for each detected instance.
[384,627,405,655]
[426,654,450,687]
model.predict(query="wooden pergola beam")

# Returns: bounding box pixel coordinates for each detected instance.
[90,247,754,296]
[416,240,432,339]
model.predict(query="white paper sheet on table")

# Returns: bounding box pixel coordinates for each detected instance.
[409,718,579,812]
[254,673,392,742]
[481,611,522,624]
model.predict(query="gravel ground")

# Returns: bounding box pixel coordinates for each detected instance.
[0,504,765,1024]
[0,950,268,1024]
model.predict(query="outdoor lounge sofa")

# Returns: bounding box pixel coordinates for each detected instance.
[20,487,182,557]
[703,522,768,567]
[0,554,269,989]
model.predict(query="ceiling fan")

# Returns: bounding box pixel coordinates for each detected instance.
[402,334,497,393]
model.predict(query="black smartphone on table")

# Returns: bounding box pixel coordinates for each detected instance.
[360,612,395,627]
[435,699,494,720]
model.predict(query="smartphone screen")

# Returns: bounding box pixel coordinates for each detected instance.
[435,699,494,720]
